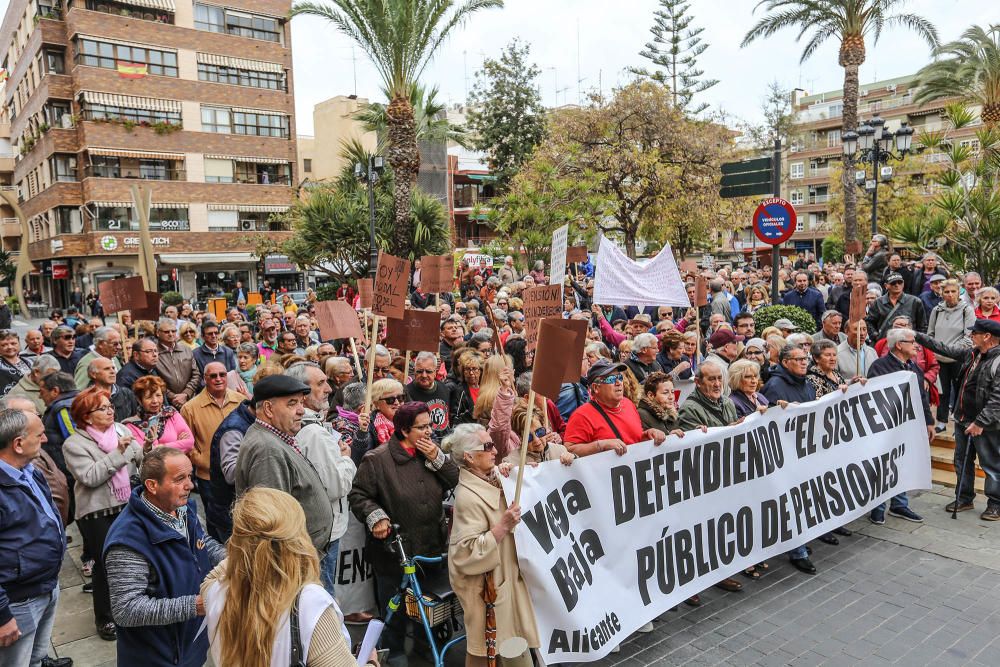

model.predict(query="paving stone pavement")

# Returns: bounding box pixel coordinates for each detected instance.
[50,485,1000,666]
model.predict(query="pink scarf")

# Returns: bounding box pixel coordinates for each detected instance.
[374,413,395,445]
[86,425,131,503]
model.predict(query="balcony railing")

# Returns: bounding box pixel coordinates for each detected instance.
[808,194,830,204]
[807,166,830,178]
[207,221,291,232]
[796,106,843,123]
[82,167,186,181]
[864,94,913,113]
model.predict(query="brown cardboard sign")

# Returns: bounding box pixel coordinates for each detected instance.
[129,291,161,321]
[373,253,410,319]
[848,284,867,323]
[98,276,147,314]
[357,279,374,309]
[385,309,440,353]
[695,276,709,307]
[315,300,364,341]
[531,320,578,400]
[542,318,589,382]
[420,254,453,294]
[523,284,563,351]
[566,245,589,264]
[680,259,699,274]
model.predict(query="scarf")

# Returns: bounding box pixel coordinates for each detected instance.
[336,406,359,424]
[374,412,394,445]
[238,366,256,393]
[86,424,131,503]
[639,396,677,423]
[138,406,177,443]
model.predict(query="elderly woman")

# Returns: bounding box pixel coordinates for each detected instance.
[446,423,539,666]
[739,337,768,366]
[178,321,200,349]
[369,377,405,445]
[975,286,1000,322]
[728,359,770,419]
[227,342,259,398]
[349,402,459,666]
[637,372,681,433]
[656,331,692,382]
[123,375,195,454]
[807,339,850,399]
[452,350,484,425]
[330,381,374,466]
[0,329,30,395]
[219,323,241,352]
[64,386,144,641]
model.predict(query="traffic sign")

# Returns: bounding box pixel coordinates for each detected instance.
[720,157,774,199]
[752,198,797,246]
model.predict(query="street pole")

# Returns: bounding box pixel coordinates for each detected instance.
[771,137,782,304]
[870,150,880,237]
[367,157,378,279]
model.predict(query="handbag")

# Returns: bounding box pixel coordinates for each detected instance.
[290,589,306,667]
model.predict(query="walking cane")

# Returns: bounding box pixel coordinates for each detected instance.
[483,572,497,667]
[952,433,975,520]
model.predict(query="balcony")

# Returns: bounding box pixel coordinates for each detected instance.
[0,219,20,238]
[808,194,830,204]
[82,166,186,181]
[863,94,913,114]
[84,0,174,24]
[807,166,830,179]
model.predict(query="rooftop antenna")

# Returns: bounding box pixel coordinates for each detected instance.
[576,19,582,104]
[351,46,358,96]
[464,50,469,101]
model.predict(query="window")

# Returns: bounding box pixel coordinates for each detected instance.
[95,206,189,231]
[139,159,168,180]
[201,107,231,133]
[84,0,175,24]
[82,101,181,125]
[194,3,225,32]
[56,207,82,234]
[789,162,804,179]
[208,209,238,231]
[44,50,65,74]
[197,62,286,91]
[89,156,120,178]
[795,218,804,232]
[204,158,234,183]
[826,129,841,148]
[232,111,289,138]
[789,190,804,205]
[76,38,178,77]
[303,158,312,173]
[50,154,77,182]
[44,100,71,127]
[194,4,280,42]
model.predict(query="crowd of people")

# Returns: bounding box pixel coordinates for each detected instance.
[2,233,999,667]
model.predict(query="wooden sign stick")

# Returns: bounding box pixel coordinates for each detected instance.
[349,337,363,379]
[364,315,379,410]
[513,389,536,507]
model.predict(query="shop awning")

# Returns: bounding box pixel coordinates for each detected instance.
[122,0,176,11]
[207,204,289,213]
[230,106,285,117]
[88,147,184,161]
[197,52,283,74]
[79,90,181,113]
[159,252,256,264]
[204,154,289,165]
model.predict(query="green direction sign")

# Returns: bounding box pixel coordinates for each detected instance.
[720,157,772,175]
[720,156,774,199]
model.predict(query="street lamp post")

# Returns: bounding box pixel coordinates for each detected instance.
[354,155,385,278]
[842,116,914,237]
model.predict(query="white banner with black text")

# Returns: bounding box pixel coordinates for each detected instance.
[500,371,931,663]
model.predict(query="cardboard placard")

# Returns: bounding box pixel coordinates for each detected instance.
[373,253,410,319]
[315,300,364,341]
[680,259,699,273]
[848,284,867,323]
[566,245,589,264]
[384,309,440,353]
[98,276,147,314]
[129,291,161,321]
[531,320,579,400]
[420,254,453,294]
[549,224,569,286]
[695,275,709,307]
[357,279,374,309]
[522,284,563,351]
[542,317,589,382]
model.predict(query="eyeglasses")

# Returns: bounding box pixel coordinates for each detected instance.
[89,404,114,414]
[381,395,404,405]
[594,373,623,385]
[414,369,435,375]
[531,427,547,441]
[205,372,227,379]
[900,339,916,344]
[788,356,809,362]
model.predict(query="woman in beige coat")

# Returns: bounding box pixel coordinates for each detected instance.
[443,423,539,667]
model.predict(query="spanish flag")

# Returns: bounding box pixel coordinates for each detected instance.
[116,61,147,79]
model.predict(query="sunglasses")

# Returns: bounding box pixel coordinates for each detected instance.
[594,373,623,385]
[532,427,547,441]
[205,372,227,379]
[381,395,404,405]
[471,441,497,453]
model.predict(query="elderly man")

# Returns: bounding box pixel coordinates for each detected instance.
[405,351,454,440]
[256,318,280,361]
[88,358,140,423]
[910,253,948,296]
[43,326,85,375]
[235,375,334,553]
[20,330,50,364]
[104,447,224,667]
[782,272,825,329]
[813,311,847,344]
[709,279,731,322]
[368,344,393,383]
[867,327,933,525]
[920,273,946,313]
[861,233,890,280]
[192,322,236,374]
[961,272,982,308]
[9,355,60,415]
[867,272,927,341]
[73,327,122,390]
[917,320,1000,520]
[154,318,201,409]
[39,321,57,348]
[39,373,78,489]
[704,329,742,394]
[624,332,662,384]
[118,337,160,391]
[286,363,356,595]
[497,255,516,285]
[293,316,319,355]
[324,356,355,409]
[275,331,298,356]
[180,362,242,540]
[837,319,876,379]
[0,408,71,667]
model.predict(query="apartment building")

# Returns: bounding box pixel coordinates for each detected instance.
[1,0,299,306]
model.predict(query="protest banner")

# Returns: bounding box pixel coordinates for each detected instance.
[420,254,454,294]
[501,371,931,663]
[593,237,690,308]
[129,291,161,321]
[335,516,377,615]
[385,309,440,353]
[695,275,709,307]
[373,253,410,320]
[357,279,374,310]
[566,245,589,264]
[522,285,563,351]
[550,224,569,286]
[98,276,147,314]
[679,259,699,274]
[315,300,364,341]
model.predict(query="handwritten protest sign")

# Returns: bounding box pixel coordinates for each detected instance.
[695,275,709,307]
[849,284,866,323]
[385,309,440,353]
[98,276,147,314]
[522,285,563,351]
[129,292,161,321]
[566,245,589,264]
[357,279,374,310]
[680,259,699,274]
[531,320,579,400]
[593,237,690,308]
[420,255,453,294]
[373,253,410,320]
[503,371,931,663]
[315,300,364,341]
[549,224,569,286]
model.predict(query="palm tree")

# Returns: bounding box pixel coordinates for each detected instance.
[741,0,938,251]
[354,83,469,150]
[914,25,1000,127]
[291,0,502,256]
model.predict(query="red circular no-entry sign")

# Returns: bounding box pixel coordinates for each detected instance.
[753,198,797,246]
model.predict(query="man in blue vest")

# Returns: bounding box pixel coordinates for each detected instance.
[104,447,225,667]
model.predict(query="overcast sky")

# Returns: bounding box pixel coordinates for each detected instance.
[290,0,995,136]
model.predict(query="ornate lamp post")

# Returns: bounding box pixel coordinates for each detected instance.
[354,155,385,278]
[842,116,914,237]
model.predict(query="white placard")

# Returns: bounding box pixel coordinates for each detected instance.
[335,515,377,615]
[593,237,691,308]
[549,224,569,286]
[501,372,931,663]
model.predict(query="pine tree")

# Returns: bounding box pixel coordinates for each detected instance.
[467,39,547,193]
[630,0,718,115]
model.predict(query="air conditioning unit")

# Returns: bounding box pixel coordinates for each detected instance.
[240,220,254,231]
[859,89,868,97]
[886,84,897,93]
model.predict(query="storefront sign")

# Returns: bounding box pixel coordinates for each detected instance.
[264,254,296,274]
[99,235,171,252]
[50,239,64,253]
[51,259,69,280]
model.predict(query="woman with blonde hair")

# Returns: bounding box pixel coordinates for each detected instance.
[472,353,511,423]
[202,487,371,667]
[178,321,200,349]
[369,377,405,445]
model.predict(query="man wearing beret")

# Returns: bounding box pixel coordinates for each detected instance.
[917,319,1000,520]
[234,375,334,553]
